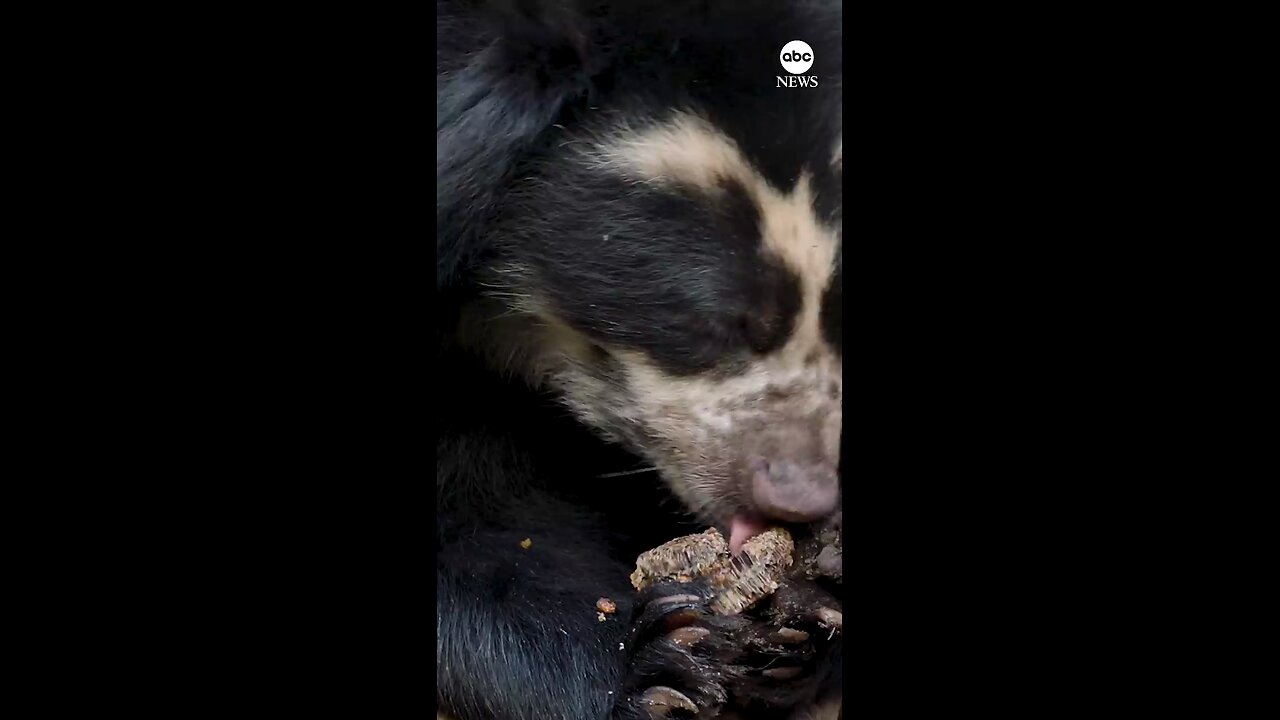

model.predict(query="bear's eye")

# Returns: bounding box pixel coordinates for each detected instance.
[741,310,783,354]
[735,262,801,356]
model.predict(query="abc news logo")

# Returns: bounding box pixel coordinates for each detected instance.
[777,40,818,88]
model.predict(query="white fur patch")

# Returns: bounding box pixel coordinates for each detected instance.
[582,111,840,366]
[607,345,842,518]
[473,112,843,522]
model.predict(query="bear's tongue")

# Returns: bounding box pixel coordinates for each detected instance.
[728,514,770,555]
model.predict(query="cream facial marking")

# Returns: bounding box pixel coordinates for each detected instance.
[474,113,843,522]
[590,344,842,522]
[580,112,840,364]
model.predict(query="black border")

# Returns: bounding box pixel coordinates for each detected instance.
[60,3,1202,716]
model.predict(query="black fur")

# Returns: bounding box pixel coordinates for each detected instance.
[511,169,804,376]
[436,346,700,719]
[437,0,605,289]
[437,2,842,718]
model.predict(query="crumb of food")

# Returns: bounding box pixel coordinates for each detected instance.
[631,527,795,615]
[596,597,617,615]
[711,528,795,614]
[630,528,731,590]
[519,538,532,550]
[597,612,608,622]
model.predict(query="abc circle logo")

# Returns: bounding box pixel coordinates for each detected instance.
[779,40,814,75]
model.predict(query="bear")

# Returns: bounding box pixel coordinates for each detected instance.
[437,2,843,718]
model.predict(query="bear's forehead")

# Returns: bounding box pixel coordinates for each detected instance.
[572,111,840,308]
[501,108,840,377]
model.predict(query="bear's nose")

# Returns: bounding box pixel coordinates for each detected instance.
[748,457,839,522]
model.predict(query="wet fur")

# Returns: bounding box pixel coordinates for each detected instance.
[438,1,842,718]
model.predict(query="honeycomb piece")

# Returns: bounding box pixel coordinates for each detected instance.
[631,527,794,615]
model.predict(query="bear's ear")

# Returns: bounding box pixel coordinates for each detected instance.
[437,0,603,291]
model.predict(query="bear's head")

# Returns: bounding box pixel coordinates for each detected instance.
[439,0,842,550]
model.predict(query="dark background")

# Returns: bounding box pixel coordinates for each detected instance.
[42,4,1223,716]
